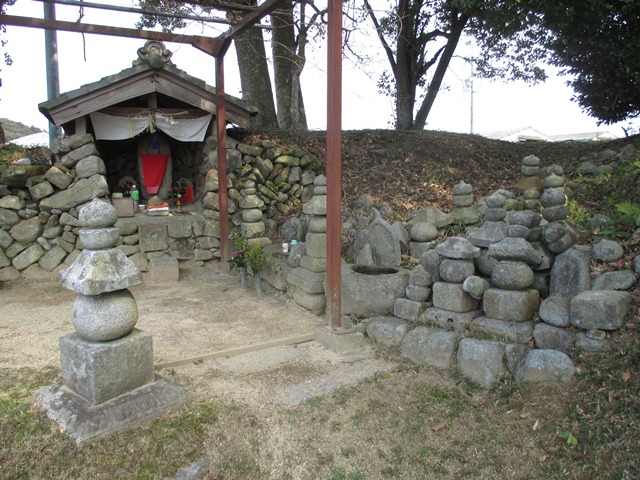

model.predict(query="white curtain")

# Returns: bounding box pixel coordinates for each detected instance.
[90,111,213,142]
[90,112,150,140]
[155,113,212,142]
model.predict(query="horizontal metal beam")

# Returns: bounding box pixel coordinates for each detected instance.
[0,14,223,56]
[35,0,230,24]
[223,0,285,40]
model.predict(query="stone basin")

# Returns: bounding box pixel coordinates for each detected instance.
[340,263,409,317]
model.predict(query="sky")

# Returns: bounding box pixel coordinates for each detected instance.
[0,0,630,138]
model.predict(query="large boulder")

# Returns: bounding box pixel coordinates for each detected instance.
[457,339,505,389]
[570,290,631,331]
[549,247,591,297]
[400,327,458,369]
[366,317,408,347]
[40,174,109,212]
[515,349,575,384]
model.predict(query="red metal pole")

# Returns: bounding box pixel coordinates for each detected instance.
[216,55,230,274]
[326,0,342,328]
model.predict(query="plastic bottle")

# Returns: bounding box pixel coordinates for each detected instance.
[130,185,140,212]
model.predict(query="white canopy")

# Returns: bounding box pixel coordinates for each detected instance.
[90,110,213,142]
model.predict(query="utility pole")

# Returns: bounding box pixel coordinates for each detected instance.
[43,1,62,146]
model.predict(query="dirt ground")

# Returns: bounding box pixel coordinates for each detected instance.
[0,266,395,409]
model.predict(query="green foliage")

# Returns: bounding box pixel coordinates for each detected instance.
[522,0,640,123]
[229,232,249,270]
[0,118,42,142]
[615,202,640,225]
[558,431,578,447]
[245,242,267,275]
[0,143,49,165]
[566,199,591,226]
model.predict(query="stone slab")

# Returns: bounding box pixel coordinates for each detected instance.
[60,329,154,405]
[421,307,483,331]
[34,377,187,444]
[60,248,142,295]
[483,288,540,323]
[305,232,328,259]
[570,290,631,331]
[432,282,479,313]
[299,255,327,273]
[139,224,169,252]
[277,355,394,407]
[214,346,308,374]
[366,316,408,347]
[457,338,505,389]
[148,256,180,283]
[293,288,326,312]
[287,267,325,294]
[400,326,458,369]
[393,298,424,322]
[315,326,365,354]
[470,316,533,344]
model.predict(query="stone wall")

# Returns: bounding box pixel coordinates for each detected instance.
[199,135,319,231]
[0,132,321,282]
[273,144,639,387]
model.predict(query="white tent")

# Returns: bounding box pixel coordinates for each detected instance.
[8,131,49,147]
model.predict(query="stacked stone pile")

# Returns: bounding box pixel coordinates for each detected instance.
[407,206,451,259]
[60,199,143,340]
[420,237,483,331]
[468,192,507,252]
[539,238,636,355]
[513,154,544,194]
[471,211,542,343]
[393,264,433,322]
[239,179,269,246]
[36,198,186,442]
[459,212,571,388]
[287,175,327,314]
[540,168,568,223]
[450,181,481,225]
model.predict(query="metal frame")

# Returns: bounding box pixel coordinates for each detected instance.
[1,0,343,326]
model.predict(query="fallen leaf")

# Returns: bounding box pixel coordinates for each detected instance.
[626,323,637,330]
[432,420,448,432]
[622,371,631,383]
[520,412,532,419]
[533,419,540,431]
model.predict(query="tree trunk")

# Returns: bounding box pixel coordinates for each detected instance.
[394,0,416,130]
[231,0,278,129]
[413,11,469,130]
[271,2,308,130]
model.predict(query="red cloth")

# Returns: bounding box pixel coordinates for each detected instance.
[182,184,194,204]
[138,153,169,195]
